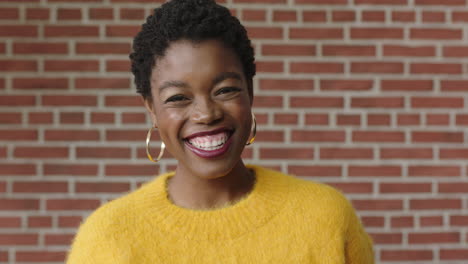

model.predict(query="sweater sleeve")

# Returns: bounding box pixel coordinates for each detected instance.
[344,202,375,264]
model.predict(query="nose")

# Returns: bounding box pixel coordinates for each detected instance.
[190,97,223,125]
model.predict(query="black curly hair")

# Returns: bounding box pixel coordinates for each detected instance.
[130,0,256,100]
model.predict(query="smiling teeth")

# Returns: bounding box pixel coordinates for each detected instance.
[188,132,229,151]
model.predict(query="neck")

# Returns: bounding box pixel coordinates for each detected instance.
[168,161,255,210]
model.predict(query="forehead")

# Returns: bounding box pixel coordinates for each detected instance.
[151,39,244,84]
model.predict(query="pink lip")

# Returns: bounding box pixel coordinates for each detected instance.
[184,127,232,140]
[184,132,233,159]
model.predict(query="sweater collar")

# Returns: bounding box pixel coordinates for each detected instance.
[135,165,291,241]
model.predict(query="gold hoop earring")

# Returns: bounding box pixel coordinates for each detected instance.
[146,126,165,163]
[246,113,256,146]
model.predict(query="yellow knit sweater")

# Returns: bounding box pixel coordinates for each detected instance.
[67,165,374,263]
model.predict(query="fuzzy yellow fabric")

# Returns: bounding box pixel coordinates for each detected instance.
[67,165,374,263]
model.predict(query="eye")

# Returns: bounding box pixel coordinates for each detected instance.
[215,87,241,96]
[164,94,188,104]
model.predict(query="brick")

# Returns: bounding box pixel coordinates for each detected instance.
[422,11,445,22]
[45,130,99,141]
[415,0,465,5]
[362,11,385,22]
[42,95,97,106]
[233,0,285,2]
[106,129,148,141]
[295,0,346,3]
[380,183,431,193]
[411,63,462,74]
[15,251,67,262]
[439,182,468,193]
[243,9,266,21]
[75,78,130,89]
[292,130,345,142]
[14,147,68,158]
[391,216,414,228]
[105,95,142,106]
[0,199,39,210]
[337,114,361,125]
[331,10,355,21]
[0,8,19,19]
[106,60,130,72]
[288,165,341,177]
[426,113,449,125]
[0,217,21,228]
[58,216,82,227]
[440,249,468,260]
[355,0,407,3]
[255,130,285,142]
[381,148,432,159]
[120,8,145,20]
[444,46,468,57]
[262,44,315,56]
[411,28,462,39]
[91,112,115,124]
[273,113,298,125]
[320,147,373,159]
[45,234,74,245]
[28,216,52,227]
[351,97,404,108]
[13,78,68,89]
[45,60,99,72]
[412,97,463,108]
[272,10,296,22]
[362,216,385,227]
[60,112,84,124]
[26,8,49,20]
[453,11,468,22]
[290,28,342,39]
[0,130,37,141]
[122,112,146,124]
[349,165,402,177]
[455,114,468,125]
[321,80,373,91]
[50,0,102,1]
[260,148,313,159]
[45,25,99,37]
[411,199,461,210]
[13,181,68,193]
[352,199,403,211]
[260,79,314,91]
[0,25,37,37]
[0,94,36,107]
[420,216,443,227]
[252,96,283,108]
[409,232,459,244]
[89,8,113,20]
[76,147,131,158]
[0,234,37,245]
[412,131,463,143]
[247,27,283,39]
[256,61,283,72]
[106,25,140,37]
[369,232,402,244]
[381,80,433,91]
[302,11,327,22]
[409,165,461,177]
[392,11,415,22]
[47,199,100,210]
[351,62,403,73]
[383,45,435,57]
[76,182,131,193]
[440,148,468,159]
[105,164,157,176]
[0,59,37,72]
[304,114,329,125]
[0,112,21,124]
[381,250,433,261]
[325,182,373,194]
[367,114,390,126]
[57,8,82,20]
[441,80,468,91]
[29,112,53,124]
[322,45,375,56]
[76,42,131,54]
[351,27,403,39]
[450,215,468,226]
[290,62,344,73]
[290,97,343,108]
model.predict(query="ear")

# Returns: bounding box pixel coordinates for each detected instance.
[143,97,158,127]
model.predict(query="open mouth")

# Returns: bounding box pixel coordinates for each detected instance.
[183,129,234,158]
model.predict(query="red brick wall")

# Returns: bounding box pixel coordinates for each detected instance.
[1,0,468,263]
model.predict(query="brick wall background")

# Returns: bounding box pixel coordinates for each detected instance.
[1,0,468,263]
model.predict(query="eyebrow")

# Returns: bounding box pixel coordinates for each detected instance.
[158,71,242,92]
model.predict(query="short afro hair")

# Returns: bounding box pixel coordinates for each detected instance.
[130,0,256,100]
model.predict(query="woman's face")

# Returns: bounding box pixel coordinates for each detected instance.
[145,39,253,179]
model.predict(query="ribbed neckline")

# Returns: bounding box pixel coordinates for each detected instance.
[134,165,291,241]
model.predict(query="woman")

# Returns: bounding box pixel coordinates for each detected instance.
[67,0,374,263]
